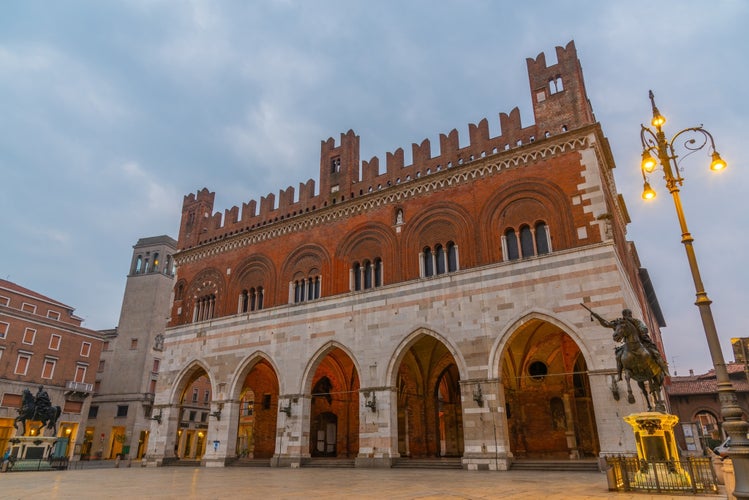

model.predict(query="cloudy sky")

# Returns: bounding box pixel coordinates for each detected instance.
[2,1,746,375]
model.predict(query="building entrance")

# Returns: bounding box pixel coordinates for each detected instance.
[308,347,359,458]
[397,334,464,458]
[501,319,599,459]
[236,359,279,459]
[173,368,211,460]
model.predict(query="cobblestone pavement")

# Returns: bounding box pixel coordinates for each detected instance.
[0,466,727,499]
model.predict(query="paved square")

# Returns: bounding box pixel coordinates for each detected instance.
[0,467,727,499]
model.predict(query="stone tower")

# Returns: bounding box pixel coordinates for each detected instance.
[89,235,176,461]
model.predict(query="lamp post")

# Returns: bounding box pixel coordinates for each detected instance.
[639,90,749,498]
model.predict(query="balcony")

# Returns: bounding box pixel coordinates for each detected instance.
[65,380,93,398]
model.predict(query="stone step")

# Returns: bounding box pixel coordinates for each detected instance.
[162,458,202,467]
[301,458,356,468]
[509,459,600,472]
[392,458,463,469]
[228,458,271,467]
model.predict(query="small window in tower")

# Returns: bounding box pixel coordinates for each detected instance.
[555,76,564,92]
[330,157,341,173]
[116,405,128,417]
[130,338,138,350]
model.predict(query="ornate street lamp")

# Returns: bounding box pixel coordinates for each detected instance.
[639,90,748,498]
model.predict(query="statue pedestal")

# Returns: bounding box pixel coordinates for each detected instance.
[8,436,57,461]
[623,412,691,488]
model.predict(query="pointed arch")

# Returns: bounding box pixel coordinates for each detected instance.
[228,351,283,399]
[300,341,363,395]
[387,327,469,386]
[301,341,361,458]
[488,310,594,380]
[169,359,214,404]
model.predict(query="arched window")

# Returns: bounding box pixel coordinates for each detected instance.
[447,242,458,272]
[165,255,173,276]
[504,229,519,261]
[293,275,320,303]
[239,290,249,313]
[423,247,434,277]
[144,258,150,273]
[535,222,550,255]
[520,225,534,258]
[363,260,373,289]
[435,245,446,275]
[135,256,143,274]
[193,294,216,322]
[152,253,160,273]
[374,258,383,287]
[353,262,362,291]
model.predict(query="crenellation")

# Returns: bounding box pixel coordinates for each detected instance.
[385,148,405,173]
[439,128,460,163]
[361,157,379,181]
[182,40,596,247]
[298,179,316,206]
[225,206,239,225]
[259,193,276,219]
[498,108,524,143]
[279,185,295,211]
[411,138,432,167]
[242,200,257,221]
[468,118,490,150]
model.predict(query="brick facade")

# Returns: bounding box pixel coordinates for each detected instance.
[146,41,666,470]
[0,279,104,458]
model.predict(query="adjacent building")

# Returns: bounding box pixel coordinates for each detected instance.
[0,279,104,458]
[145,41,667,470]
[86,236,177,460]
[667,362,749,455]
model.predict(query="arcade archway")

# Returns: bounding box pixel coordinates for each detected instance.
[308,347,359,458]
[501,318,599,459]
[174,368,211,460]
[396,334,464,458]
[236,359,279,459]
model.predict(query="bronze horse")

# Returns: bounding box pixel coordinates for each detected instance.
[14,388,61,436]
[613,319,665,412]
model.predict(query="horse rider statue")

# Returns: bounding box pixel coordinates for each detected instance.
[15,385,61,436]
[36,385,52,410]
[583,305,669,378]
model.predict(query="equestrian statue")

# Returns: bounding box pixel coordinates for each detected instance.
[581,304,669,412]
[14,386,61,436]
